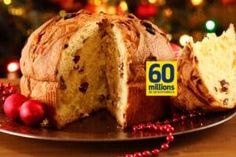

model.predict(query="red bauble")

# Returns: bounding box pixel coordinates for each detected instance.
[3,93,28,121]
[20,100,45,126]
[221,0,236,5]
[85,4,96,13]
[116,6,124,15]
[136,4,158,19]
[53,0,82,11]
[170,43,182,59]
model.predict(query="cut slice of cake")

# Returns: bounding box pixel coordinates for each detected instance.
[172,24,236,110]
[20,11,174,129]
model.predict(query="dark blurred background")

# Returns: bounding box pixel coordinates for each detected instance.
[0,0,236,78]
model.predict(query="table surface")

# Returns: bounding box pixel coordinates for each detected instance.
[0,79,235,157]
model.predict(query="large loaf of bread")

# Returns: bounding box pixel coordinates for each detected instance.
[20,10,174,129]
[172,25,236,111]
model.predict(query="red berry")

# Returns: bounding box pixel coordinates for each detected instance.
[172,118,179,123]
[181,115,186,120]
[3,93,28,120]
[132,126,138,132]
[164,120,170,124]
[159,126,163,131]
[142,150,151,157]
[166,134,174,142]
[170,127,175,132]
[151,149,160,156]
[153,125,158,131]
[2,96,7,101]
[162,125,167,130]
[134,152,142,157]
[2,90,7,95]
[189,113,195,118]
[20,100,45,126]
[146,124,152,130]
[165,128,171,133]
[125,154,134,157]
[137,124,145,130]
[161,143,169,150]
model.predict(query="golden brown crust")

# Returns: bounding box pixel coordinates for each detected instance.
[20,11,100,81]
[126,82,170,126]
[112,14,173,83]
[20,76,59,126]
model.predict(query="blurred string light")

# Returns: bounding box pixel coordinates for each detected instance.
[59,10,67,17]
[156,0,166,6]
[205,20,216,32]
[191,0,203,6]
[119,0,128,11]
[94,0,102,6]
[163,8,173,17]
[166,34,173,41]
[148,0,166,5]
[7,62,19,72]
[107,6,116,14]
[179,34,191,46]
[8,7,25,16]
[3,0,12,5]
[96,5,106,12]
[148,0,157,4]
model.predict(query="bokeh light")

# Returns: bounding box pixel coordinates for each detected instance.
[191,0,203,6]
[179,34,191,46]
[205,20,216,31]
[7,62,20,72]
[3,0,12,5]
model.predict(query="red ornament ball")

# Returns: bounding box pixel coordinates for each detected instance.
[221,0,236,5]
[3,93,28,120]
[20,100,45,126]
[161,143,169,150]
[170,43,182,59]
[136,4,158,19]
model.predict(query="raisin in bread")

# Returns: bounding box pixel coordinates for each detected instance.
[172,24,236,111]
[20,10,174,129]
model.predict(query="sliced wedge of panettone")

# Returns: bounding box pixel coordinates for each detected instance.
[172,24,236,110]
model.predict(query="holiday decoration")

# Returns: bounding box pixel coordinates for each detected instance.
[1,83,45,126]
[0,83,17,104]
[136,4,158,19]
[3,93,28,120]
[179,34,191,46]
[126,110,205,157]
[205,20,217,32]
[20,100,45,126]
[170,43,182,59]
[221,0,236,5]
[53,0,83,11]
[7,61,20,80]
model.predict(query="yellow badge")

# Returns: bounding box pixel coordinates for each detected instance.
[146,61,177,96]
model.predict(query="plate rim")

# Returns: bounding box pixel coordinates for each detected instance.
[0,110,235,142]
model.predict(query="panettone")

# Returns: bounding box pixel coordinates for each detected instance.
[172,25,236,111]
[20,10,174,129]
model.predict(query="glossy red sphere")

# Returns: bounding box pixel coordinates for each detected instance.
[20,100,45,126]
[3,93,28,120]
